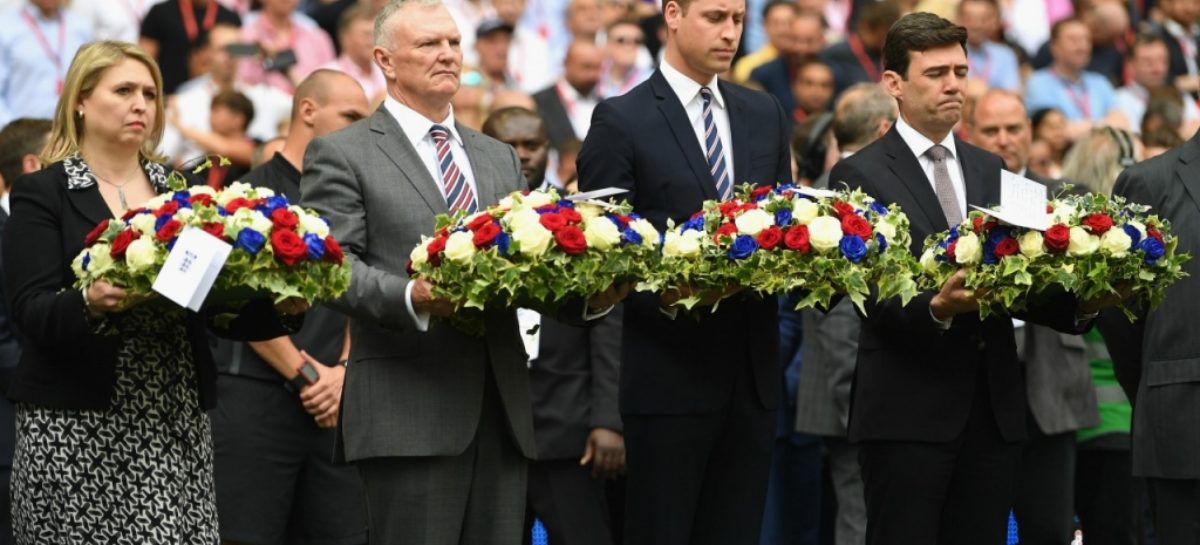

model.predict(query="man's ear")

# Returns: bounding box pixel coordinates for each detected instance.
[881,70,904,102]
[663,0,682,31]
[300,98,319,127]
[20,153,41,175]
[876,119,893,139]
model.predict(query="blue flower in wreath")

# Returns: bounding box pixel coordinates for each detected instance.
[1123,224,1142,247]
[683,216,705,232]
[986,226,1013,244]
[235,228,267,255]
[729,235,758,259]
[775,208,793,226]
[1139,237,1165,265]
[155,214,173,232]
[82,252,90,271]
[875,233,888,252]
[171,192,192,208]
[261,195,290,213]
[495,231,511,255]
[557,199,574,208]
[305,233,325,261]
[870,201,889,216]
[840,236,868,263]
[622,227,643,245]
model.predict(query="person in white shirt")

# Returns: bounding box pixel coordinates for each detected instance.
[1114,33,1200,135]
[318,2,387,104]
[532,40,602,151]
[598,17,651,97]
[0,0,92,126]
[71,0,156,42]
[494,0,555,92]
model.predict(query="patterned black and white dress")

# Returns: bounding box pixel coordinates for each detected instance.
[11,158,219,543]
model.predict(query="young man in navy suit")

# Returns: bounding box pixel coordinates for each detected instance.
[577,0,792,541]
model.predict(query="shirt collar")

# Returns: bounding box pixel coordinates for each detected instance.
[894,114,957,162]
[64,153,170,193]
[1165,19,1200,38]
[660,59,725,110]
[382,95,463,150]
[557,79,598,102]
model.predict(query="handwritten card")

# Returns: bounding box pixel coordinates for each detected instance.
[969,171,1050,231]
[152,228,232,311]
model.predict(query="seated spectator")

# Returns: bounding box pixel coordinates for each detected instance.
[446,0,498,67]
[0,0,92,126]
[957,0,1020,91]
[1115,34,1200,136]
[139,0,241,95]
[1140,88,1187,136]
[1025,17,1127,139]
[73,0,150,42]
[473,19,517,91]
[1150,0,1200,97]
[1060,126,1139,195]
[238,0,335,94]
[169,89,257,187]
[819,0,899,98]
[319,3,386,104]
[534,40,603,152]
[1142,127,1185,159]
[598,18,651,98]
[1030,0,1129,86]
[791,58,834,123]
[751,11,826,116]
[1031,107,1070,179]
[732,0,796,83]
[495,0,553,93]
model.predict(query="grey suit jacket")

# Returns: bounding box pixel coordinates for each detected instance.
[1016,324,1100,435]
[300,107,534,462]
[794,299,858,437]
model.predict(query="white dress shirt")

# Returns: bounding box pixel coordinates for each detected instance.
[894,114,967,218]
[556,80,599,141]
[659,59,735,184]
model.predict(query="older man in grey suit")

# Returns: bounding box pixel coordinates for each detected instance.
[300,2,617,543]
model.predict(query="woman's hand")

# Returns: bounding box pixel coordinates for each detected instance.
[84,280,127,315]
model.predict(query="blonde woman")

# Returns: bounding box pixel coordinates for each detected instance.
[1059,126,1141,196]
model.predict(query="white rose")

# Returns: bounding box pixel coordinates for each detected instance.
[217,182,251,206]
[504,208,542,231]
[662,231,686,257]
[188,185,217,197]
[1019,231,1045,259]
[576,203,604,220]
[144,194,170,210]
[513,223,553,257]
[808,216,843,252]
[954,231,983,265]
[875,221,897,243]
[791,198,820,225]
[1067,226,1100,256]
[71,251,86,278]
[584,216,622,250]
[1050,202,1076,224]
[630,219,660,248]
[1100,228,1132,258]
[254,187,275,198]
[173,208,195,224]
[409,239,429,267]
[521,191,553,208]
[498,194,515,208]
[663,230,704,258]
[298,213,330,238]
[444,231,476,263]
[734,208,773,235]
[231,208,274,235]
[130,213,157,235]
[125,236,159,271]
[919,248,938,273]
[87,244,114,274]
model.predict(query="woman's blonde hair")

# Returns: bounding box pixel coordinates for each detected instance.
[41,41,167,165]
[1060,127,1140,197]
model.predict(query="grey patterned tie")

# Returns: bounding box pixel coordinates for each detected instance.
[926,144,962,226]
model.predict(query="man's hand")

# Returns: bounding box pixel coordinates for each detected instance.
[588,281,633,310]
[411,278,455,317]
[1078,283,1134,315]
[660,284,744,307]
[930,270,982,321]
[580,428,626,479]
[275,297,309,315]
[298,350,344,427]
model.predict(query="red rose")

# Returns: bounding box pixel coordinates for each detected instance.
[555,225,588,255]
[271,229,308,266]
[270,208,299,230]
[833,201,855,218]
[1081,213,1113,235]
[1044,224,1070,253]
[751,185,772,200]
[225,197,255,214]
[972,216,997,233]
[945,239,958,259]
[1046,204,1054,214]
[155,219,183,242]
[994,238,1020,258]
[110,229,137,258]
[153,200,180,218]
[614,214,632,227]
[201,222,226,240]
[757,226,783,250]
[121,207,143,221]
[324,236,345,265]
[189,193,214,206]
[473,222,501,247]
[559,208,582,224]
[713,222,738,243]
[426,237,447,263]
[719,200,740,218]
[540,212,568,232]
[466,213,493,231]
[690,211,704,220]
[85,219,110,247]
[783,225,811,253]
[436,227,450,238]
[1148,225,1164,242]
[841,214,873,240]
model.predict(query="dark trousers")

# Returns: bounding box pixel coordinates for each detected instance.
[1147,477,1200,545]
[859,380,1023,545]
[759,433,823,545]
[1013,412,1076,545]
[0,389,11,545]
[523,459,613,545]
[357,369,528,545]
[1075,446,1136,545]
[621,366,775,545]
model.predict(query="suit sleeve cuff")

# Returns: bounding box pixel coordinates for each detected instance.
[929,305,952,330]
[405,281,431,332]
[659,305,679,320]
[583,304,613,321]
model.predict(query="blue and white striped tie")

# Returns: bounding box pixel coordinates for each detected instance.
[700,87,733,200]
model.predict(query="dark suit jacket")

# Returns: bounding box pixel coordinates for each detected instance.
[818,38,881,99]
[530,307,623,460]
[0,207,20,392]
[749,57,795,119]
[2,161,292,410]
[1098,133,1200,478]
[533,83,580,152]
[1152,23,1200,97]
[577,69,792,415]
[828,127,1083,443]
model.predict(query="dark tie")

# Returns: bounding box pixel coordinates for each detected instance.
[926,144,962,226]
[700,87,733,200]
[429,124,478,215]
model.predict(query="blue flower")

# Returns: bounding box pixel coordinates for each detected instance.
[82,252,90,271]
[840,236,868,263]
[1123,224,1142,246]
[1139,237,1165,265]
[495,231,511,255]
[982,242,999,265]
[728,235,759,260]
[947,228,960,242]
[263,195,290,212]
[870,201,889,216]
[875,233,888,252]
[622,227,643,245]
[986,226,1013,244]
[305,233,325,261]
[683,216,705,232]
[629,212,643,220]
[777,183,797,192]
[557,199,575,208]
[154,214,173,232]
[171,192,192,208]
[775,208,793,226]
[235,228,267,255]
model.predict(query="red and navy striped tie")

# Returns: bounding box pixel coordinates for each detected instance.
[700,87,733,200]
[429,124,478,214]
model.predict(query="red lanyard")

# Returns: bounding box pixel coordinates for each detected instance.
[848,34,880,82]
[556,81,578,118]
[1054,71,1091,119]
[179,0,218,42]
[21,7,65,93]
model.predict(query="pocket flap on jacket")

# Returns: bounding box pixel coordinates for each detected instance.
[1145,357,1200,386]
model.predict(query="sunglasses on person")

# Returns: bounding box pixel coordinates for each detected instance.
[612,35,644,45]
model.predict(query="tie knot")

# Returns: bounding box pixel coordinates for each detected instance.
[699,86,713,103]
[429,124,450,143]
[926,144,949,162]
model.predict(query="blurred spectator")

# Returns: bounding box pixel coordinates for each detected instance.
[1031,107,1070,178]
[169,89,257,187]
[790,113,836,186]
[601,0,635,28]
[161,23,293,166]
[819,0,898,98]
[969,89,1038,176]
[1004,0,1072,56]
[319,3,386,104]
[751,11,826,116]
[599,18,652,97]
[492,88,539,110]
[482,106,550,189]
[469,19,517,91]
[733,0,796,83]
[446,0,497,66]
[957,0,1020,91]
[140,0,241,95]
[307,0,389,53]
[790,58,834,122]
[1060,126,1140,195]
[1142,126,1186,158]
[1031,0,1130,87]
[72,0,153,42]
[1025,18,1126,139]
[238,0,336,94]
[799,0,852,41]
[553,0,604,67]
[550,137,583,191]
[496,0,554,92]
[1140,87,1187,135]
[0,0,92,126]
[1151,0,1200,97]
[533,40,603,152]
[1115,34,1200,135]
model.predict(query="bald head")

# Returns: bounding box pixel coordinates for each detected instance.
[969,89,1031,172]
[832,83,897,152]
[564,40,604,96]
[482,107,549,189]
[292,69,371,138]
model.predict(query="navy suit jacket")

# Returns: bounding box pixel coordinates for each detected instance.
[578,69,792,415]
[749,57,795,119]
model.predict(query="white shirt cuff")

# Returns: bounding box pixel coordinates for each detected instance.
[930,305,952,330]
[404,281,431,332]
[659,305,679,320]
[583,304,613,321]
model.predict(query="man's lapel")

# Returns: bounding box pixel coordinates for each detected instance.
[957,139,997,209]
[719,80,751,186]
[458,124,498,204]
[881,127,950,232]
[651,71,720,200]
[369,108,447,214]
[1176,134,1200,215]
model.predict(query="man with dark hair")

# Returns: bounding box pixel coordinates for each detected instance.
[749,11,826,117]
[1150,0,1200,96]
[481,107,550,189]
[1114,33,1200,134]
[818,0,899,98]
[1024,17,1125,137]
[790,58,834,122]
[732,0,797,82]
[829,13,1103,544]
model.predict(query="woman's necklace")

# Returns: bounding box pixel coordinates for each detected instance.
[93,168,141,211]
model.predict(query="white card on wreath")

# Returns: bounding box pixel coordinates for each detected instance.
[152,228,232,311]
[969,171,1050,231]
[566,187,628,202]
